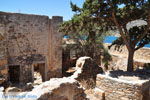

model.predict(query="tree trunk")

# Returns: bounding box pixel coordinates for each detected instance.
[87,31,96,58]
[127,49,135,72]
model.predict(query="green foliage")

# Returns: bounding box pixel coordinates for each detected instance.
[108,36,124,51]
[60,0,150,71]
[76,0,150,52]
[110,25,150,49]
[60,0,112,64]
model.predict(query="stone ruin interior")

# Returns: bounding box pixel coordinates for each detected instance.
[0,11,150,100]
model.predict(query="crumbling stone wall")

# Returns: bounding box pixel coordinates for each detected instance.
[73,57,103,89]
[96,74,150,100]
[1,57,149,100]
[0,11,63,84]
[48,16,63,79]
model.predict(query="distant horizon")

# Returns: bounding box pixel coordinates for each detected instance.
[0,0,85,21]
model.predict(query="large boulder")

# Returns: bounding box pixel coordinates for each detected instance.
[20,77,88,100]
[72,57,104,89]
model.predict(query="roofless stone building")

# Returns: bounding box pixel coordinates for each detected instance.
[0,11,63,84]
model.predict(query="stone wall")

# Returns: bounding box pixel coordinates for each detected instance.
[0,11,63,84]
[1,57,149,100]
[47,16,63,79]
[96,74,150,100]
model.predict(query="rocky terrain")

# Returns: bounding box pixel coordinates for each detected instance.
[0,56,150,100]
[0,57,104,100]
[104,43,150,71]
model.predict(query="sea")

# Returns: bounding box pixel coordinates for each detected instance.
[64,35,150,48]
[104,36,150,48]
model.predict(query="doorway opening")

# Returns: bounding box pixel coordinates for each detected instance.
[33,63,46,84]
[8,65,20,84]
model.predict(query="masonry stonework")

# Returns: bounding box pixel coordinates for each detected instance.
[0,11,63,84]
[96,74,150,100]
[48,16,63,79]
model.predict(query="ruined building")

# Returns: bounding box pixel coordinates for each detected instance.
[0,11,63,84]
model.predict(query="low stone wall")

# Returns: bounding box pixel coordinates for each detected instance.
[96,74,150,100]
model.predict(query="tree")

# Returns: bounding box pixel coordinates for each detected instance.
[109,20,150,71]
[61,0,150,72]
[78,0,150,72]
[102,0,150,71]
[60,1,112,65]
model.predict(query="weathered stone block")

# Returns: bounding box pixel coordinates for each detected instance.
[72,57,103,89]
[96,73,150,100]
[19,77,88,100]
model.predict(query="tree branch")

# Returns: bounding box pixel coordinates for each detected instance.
[132,26,148,46]
[135,43,145,51]
[132,7,149,46]
[107,0,131,50]
[111,12,131,50]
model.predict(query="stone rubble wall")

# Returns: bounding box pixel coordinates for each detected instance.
[20,56,103,100]
[96,74,150,100]
[1,57,149,100]
[47,16,63,79]
[0,12,50,58]
[0,11,63,84]
[74,57,104,89]
[18,56,103,100]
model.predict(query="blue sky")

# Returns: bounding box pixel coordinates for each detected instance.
[0,0,85,20]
